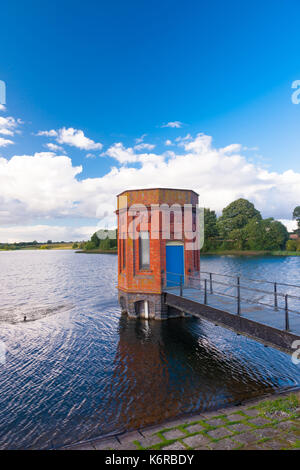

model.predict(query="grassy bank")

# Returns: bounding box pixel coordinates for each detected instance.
[76,249,117,254]
[0,243,74,251]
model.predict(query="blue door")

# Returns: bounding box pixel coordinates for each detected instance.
[166,245,184,288]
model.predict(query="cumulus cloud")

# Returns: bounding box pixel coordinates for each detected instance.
[1,132,300,240]
[161,121,183,128]
[0,137,14,147]
[135,134,147,144]
[36,129,58,137]
[56,127,103,150]
[45,143,66,153]
[37,127,103,151]
[0,116,19,138]
[134,142,155,151]
[0,104,6,112]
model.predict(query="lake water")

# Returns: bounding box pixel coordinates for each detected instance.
[0,251,300,449]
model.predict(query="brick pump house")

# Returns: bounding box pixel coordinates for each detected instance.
[117,188,200,320]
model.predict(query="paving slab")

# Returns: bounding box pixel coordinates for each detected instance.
[92,437,120,450]
[206,427,233,440]
[206,418,226,427]
[228,423,253,433]
[231,431,261,445]
[162,441,186,450]
[225,414,245,422]
[208,438,241,450]
[185,423,206,434]
[136,435,164,449]
[183,434,211,449]
[118,431,143,445]
[163,428,187,440]
[248,417,272,427]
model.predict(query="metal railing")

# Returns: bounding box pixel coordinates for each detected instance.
[163,271,300,332]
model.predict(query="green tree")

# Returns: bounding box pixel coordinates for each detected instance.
[244,218,288,251]
[286,239,298,251]
[72,242,79,249]
[202,208,219,251]
[91,232,100,248]
[217,198,262,238]
[217,199,262,238]
[84,241,97,250]
[229,228,248,250]
[293,206,300,232]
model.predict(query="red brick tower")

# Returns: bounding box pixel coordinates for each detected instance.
[117,188,200,320]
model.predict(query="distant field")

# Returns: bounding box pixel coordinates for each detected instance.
[0,243,74,251]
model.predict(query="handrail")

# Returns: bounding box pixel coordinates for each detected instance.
[200,270,300,290]
[164,271,300,301]
[163,270,300,330]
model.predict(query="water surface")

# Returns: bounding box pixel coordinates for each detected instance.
[0,251,299,449]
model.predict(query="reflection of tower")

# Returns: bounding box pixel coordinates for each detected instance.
[101,317,272,432]
[116,188,200,320]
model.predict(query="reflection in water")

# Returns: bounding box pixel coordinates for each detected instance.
[98,315,299,433]
[0,251,299,449]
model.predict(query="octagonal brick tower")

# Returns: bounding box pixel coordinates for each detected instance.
[117,188,200,320]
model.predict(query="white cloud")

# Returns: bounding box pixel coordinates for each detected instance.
[221,143,242,154]
[1,132,300,241]
[45,143,66,153]
[37,127,103,151]
[161,121,183,128]
[36,129,58,137]
[57,127,103,150]
[279,219,298,232]
[135,134,147,144]
[134,142,155,151]
[0,116,18,138]
[86,153,96,159]
[0,137,14,147]
[0,104,6,112]
[165,139,173,146]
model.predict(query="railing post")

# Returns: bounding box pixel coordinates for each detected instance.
[274,282,278,310]
[285,294,289,331]
[180,275,183,297]
[210,273,213,294]
[204,278,207,305]
[237,276,241,316]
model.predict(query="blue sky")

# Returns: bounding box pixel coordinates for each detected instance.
[1,0,300,241]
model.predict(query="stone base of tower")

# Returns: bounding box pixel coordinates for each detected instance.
[118,290,185,320]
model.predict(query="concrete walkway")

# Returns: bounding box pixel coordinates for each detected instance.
[63,392,300,451]
[165,287,300,335]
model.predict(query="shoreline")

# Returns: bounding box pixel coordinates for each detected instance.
[201,250,300,256]
[75,250,300,256]
[62,388,300,451]
[75,249,117,254]
[1,249,300,256]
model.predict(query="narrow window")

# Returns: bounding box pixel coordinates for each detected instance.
[139,231,150,269]
[123,238,126,269]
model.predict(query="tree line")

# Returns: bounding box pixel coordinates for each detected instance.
[203,198,300,252]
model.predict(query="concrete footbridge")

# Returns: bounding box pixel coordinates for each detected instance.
[163,271,300,355]
[116,187,300,356]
